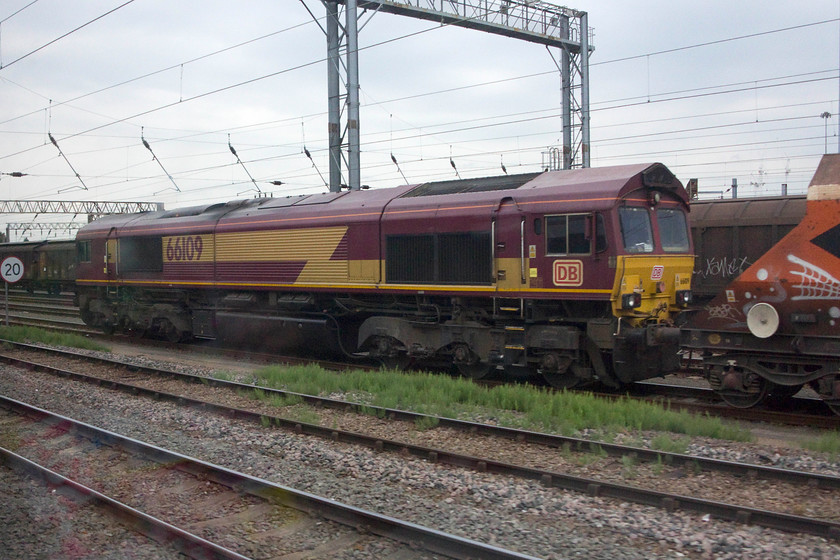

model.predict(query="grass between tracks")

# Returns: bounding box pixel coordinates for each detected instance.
[0,325,109,352]
[247,363,753,443]
[5,325,834,451]
[802,431,840,456]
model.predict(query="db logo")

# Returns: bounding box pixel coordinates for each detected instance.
[553,260,583,287]
[651,265,664,280]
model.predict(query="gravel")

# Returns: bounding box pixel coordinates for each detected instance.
[2,347,840,559]
[0,464,182,559]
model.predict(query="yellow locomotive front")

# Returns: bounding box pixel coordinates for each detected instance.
[607,191,695,384]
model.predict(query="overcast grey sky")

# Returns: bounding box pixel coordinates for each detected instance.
[0,0,837,234]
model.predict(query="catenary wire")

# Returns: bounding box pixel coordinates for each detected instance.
[0,0,136,70]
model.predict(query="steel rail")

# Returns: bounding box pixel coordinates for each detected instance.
[2,302,80,317]
[0,446,253,560]
[2,316,96,334]
[599,383,839,428]
[3,340,839,490]
[0,396,540,560]
[3,351,840,540]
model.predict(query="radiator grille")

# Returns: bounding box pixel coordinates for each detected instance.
[386,232,491,285]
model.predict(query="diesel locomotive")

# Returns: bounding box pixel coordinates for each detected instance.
[682,154,840,413]
[74,162,695,388]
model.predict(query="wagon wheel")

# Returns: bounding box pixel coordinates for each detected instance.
[810,377,840,416]
[764,383,804,408]
[715,377,770,409]
[825,400,840,417]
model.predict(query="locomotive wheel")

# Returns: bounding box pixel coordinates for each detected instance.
[456,362,492,380]
[716,378,769,409]
[158,318,183,343]
[79,309,95,326]
[541,371,579,390]
[539,352,578,389]
[380,354,411,371]
[126,325,147,338]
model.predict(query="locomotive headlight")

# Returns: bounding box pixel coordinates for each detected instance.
[621,292,642,309]
[676,290,693,307]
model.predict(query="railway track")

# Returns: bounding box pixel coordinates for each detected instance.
[2,341,839,544]
[1,301,80,317]
[0,395,536,560]
[2,294,837,426]
[609,382,840,428]
[1,313,98,335]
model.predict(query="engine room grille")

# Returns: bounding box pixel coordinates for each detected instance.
[119,237,163,272]
[386,232,491,285]
[401,172,541,197]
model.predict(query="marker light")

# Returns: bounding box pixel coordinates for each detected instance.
[676,290,693,307]
[621,292,642,309]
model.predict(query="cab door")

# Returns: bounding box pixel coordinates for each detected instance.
[105,227,117,282]
[492,197,527,300]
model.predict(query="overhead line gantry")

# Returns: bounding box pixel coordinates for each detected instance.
[0,200,164,242]
[321,0,592,191]
[0,200,163,215]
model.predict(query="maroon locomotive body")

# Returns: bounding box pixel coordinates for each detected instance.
[75,163,695,388]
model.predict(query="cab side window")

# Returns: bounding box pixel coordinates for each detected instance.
[76,240,91,263]
[546,214,590,255]
[595,213,608,252]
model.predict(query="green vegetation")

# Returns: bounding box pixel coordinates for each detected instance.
[237,362,753,442]
[620,454,638,478]
[414,414,440,431]
[650,433,691,455]
[0,325,109,352]
[651,455,665,476]
[801,431,840,458]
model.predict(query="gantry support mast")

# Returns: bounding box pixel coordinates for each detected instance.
[322,0,592,191]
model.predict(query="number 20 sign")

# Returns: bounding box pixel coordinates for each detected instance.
[1,256,24,283]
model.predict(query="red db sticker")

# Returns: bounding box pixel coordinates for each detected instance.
[651,265,664,280]
[553,260,583,287]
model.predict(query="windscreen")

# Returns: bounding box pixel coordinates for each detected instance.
[656,208,690,252]
[619,207,653,253]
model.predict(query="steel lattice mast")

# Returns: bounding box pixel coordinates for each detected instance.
[0,200,163,215]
